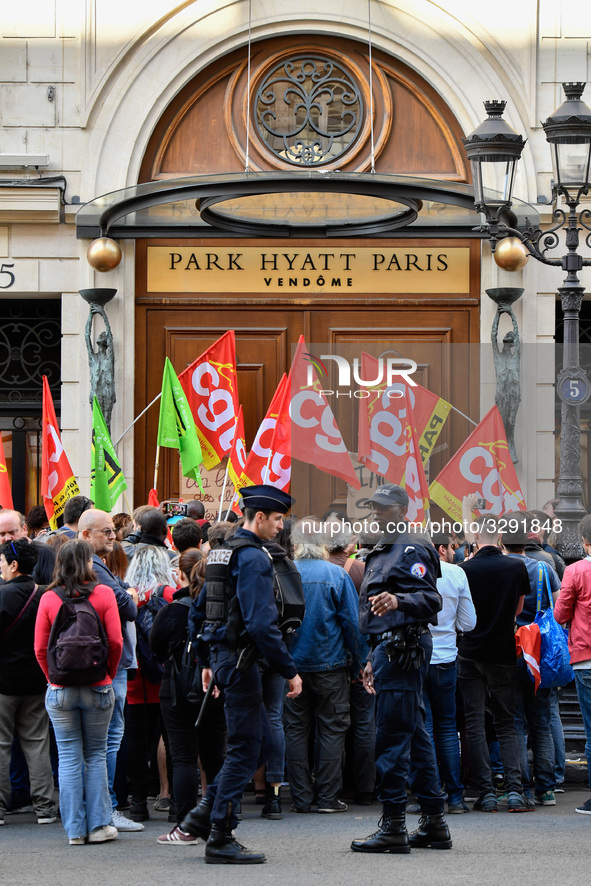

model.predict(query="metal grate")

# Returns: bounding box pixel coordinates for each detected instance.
[0,298,61,413]
[255,55,363,166]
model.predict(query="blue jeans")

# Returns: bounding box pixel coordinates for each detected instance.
[422,661,464,806]
[574,669,591,791]
[549,688,566,784]
[259,667,286,784]
[514,658,555,794]
[45,684,114,840]
[106,668,127,808]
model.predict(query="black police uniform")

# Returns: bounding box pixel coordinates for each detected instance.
[352,523,449,852]
[199,526,296,834]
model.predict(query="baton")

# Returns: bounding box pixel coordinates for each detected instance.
[195,677,215,728]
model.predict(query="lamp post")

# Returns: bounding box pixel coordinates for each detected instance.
[463,83,591,562]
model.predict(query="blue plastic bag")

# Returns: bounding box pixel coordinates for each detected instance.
[534,563,574,690]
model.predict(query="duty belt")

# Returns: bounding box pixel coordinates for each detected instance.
[370,625,429,649]
[378,624,429,671]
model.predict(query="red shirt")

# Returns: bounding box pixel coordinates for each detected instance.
[554,558,591,664]
[127,585,175,705]
[34,584,123,686]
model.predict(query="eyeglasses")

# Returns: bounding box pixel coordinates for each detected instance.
[95,528,116,537]
[10,541,18,558]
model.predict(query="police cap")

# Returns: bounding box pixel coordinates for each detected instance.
[362,484,409,508]
[240,484,293,514]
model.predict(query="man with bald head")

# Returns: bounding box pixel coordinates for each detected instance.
[79,508,141,833]
[0,509,56,585]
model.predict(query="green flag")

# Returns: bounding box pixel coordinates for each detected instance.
[91,397,127,511]
[157,357,204,487]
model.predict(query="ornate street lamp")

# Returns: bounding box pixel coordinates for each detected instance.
[463,83,591,561]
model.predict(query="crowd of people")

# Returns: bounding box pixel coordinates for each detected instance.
[0,486,590,862]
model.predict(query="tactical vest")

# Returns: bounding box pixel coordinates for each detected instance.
[204,536,268,649]
[204,536,305,648]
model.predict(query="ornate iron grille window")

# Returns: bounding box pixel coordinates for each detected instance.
[0,299,61,413]
[255,55,363,166]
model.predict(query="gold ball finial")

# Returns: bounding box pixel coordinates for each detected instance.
[493,237,529,272]
[87,237,122,272]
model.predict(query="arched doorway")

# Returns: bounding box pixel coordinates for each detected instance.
[133,35,481,512]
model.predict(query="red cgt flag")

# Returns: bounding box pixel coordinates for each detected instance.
[178,331,239,470]
[243,374,291,491]
[225,405,247,515]
[228,404,247,493]
[290,336,360,489]
[429,405,527,521]
[400,387,431,525]
[41,376,80,529]
[0,431,13,509]
[358,351,451,483]
[269,367,291,463]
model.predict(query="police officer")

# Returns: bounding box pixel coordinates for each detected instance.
[179,485,302,864]
[351,485,452,853]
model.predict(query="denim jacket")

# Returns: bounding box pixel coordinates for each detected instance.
[290,559,368,673]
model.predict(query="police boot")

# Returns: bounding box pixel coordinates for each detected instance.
[205,825,266,865]
[180,795,212,841]
[261,784,282,820]
[408,813,452,850]
[351,808,410,854]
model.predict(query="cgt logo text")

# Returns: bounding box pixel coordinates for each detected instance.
[304,354,417,397]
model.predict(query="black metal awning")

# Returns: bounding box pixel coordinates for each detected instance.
[75,171,539,240]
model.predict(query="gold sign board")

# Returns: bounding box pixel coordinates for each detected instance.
[147,246,470,295]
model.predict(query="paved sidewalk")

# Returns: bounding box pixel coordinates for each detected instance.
[1,787,590,886]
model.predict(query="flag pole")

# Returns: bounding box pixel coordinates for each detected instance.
[218,462,230,521]
[153,445,160,493]
[225,491,238,520]
[122,490,133,516]
[113,392,162,450]
[450,405,478,426]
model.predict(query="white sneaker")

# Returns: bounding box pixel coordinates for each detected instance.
[87,825,118,843]
[69,836,86,845]
[111,809,145,832]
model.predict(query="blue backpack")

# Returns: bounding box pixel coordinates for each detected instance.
[135,586,168,683]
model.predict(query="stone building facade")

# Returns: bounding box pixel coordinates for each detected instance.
[1,0,589,514]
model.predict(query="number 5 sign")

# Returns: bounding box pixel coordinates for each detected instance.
[557,368,591,405]
[0,263,15,289]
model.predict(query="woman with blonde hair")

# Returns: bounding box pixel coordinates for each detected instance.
[124,545,175,822]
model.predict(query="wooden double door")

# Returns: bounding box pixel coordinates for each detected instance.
[134,257,480,515]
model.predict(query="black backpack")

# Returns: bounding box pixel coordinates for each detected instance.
[265,549,306,636]
[135,586,169,683]
[168,598,204,706]
[46,587,109,686]
[205,538,305,653]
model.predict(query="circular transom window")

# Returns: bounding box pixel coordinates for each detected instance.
[255,54,363,167]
